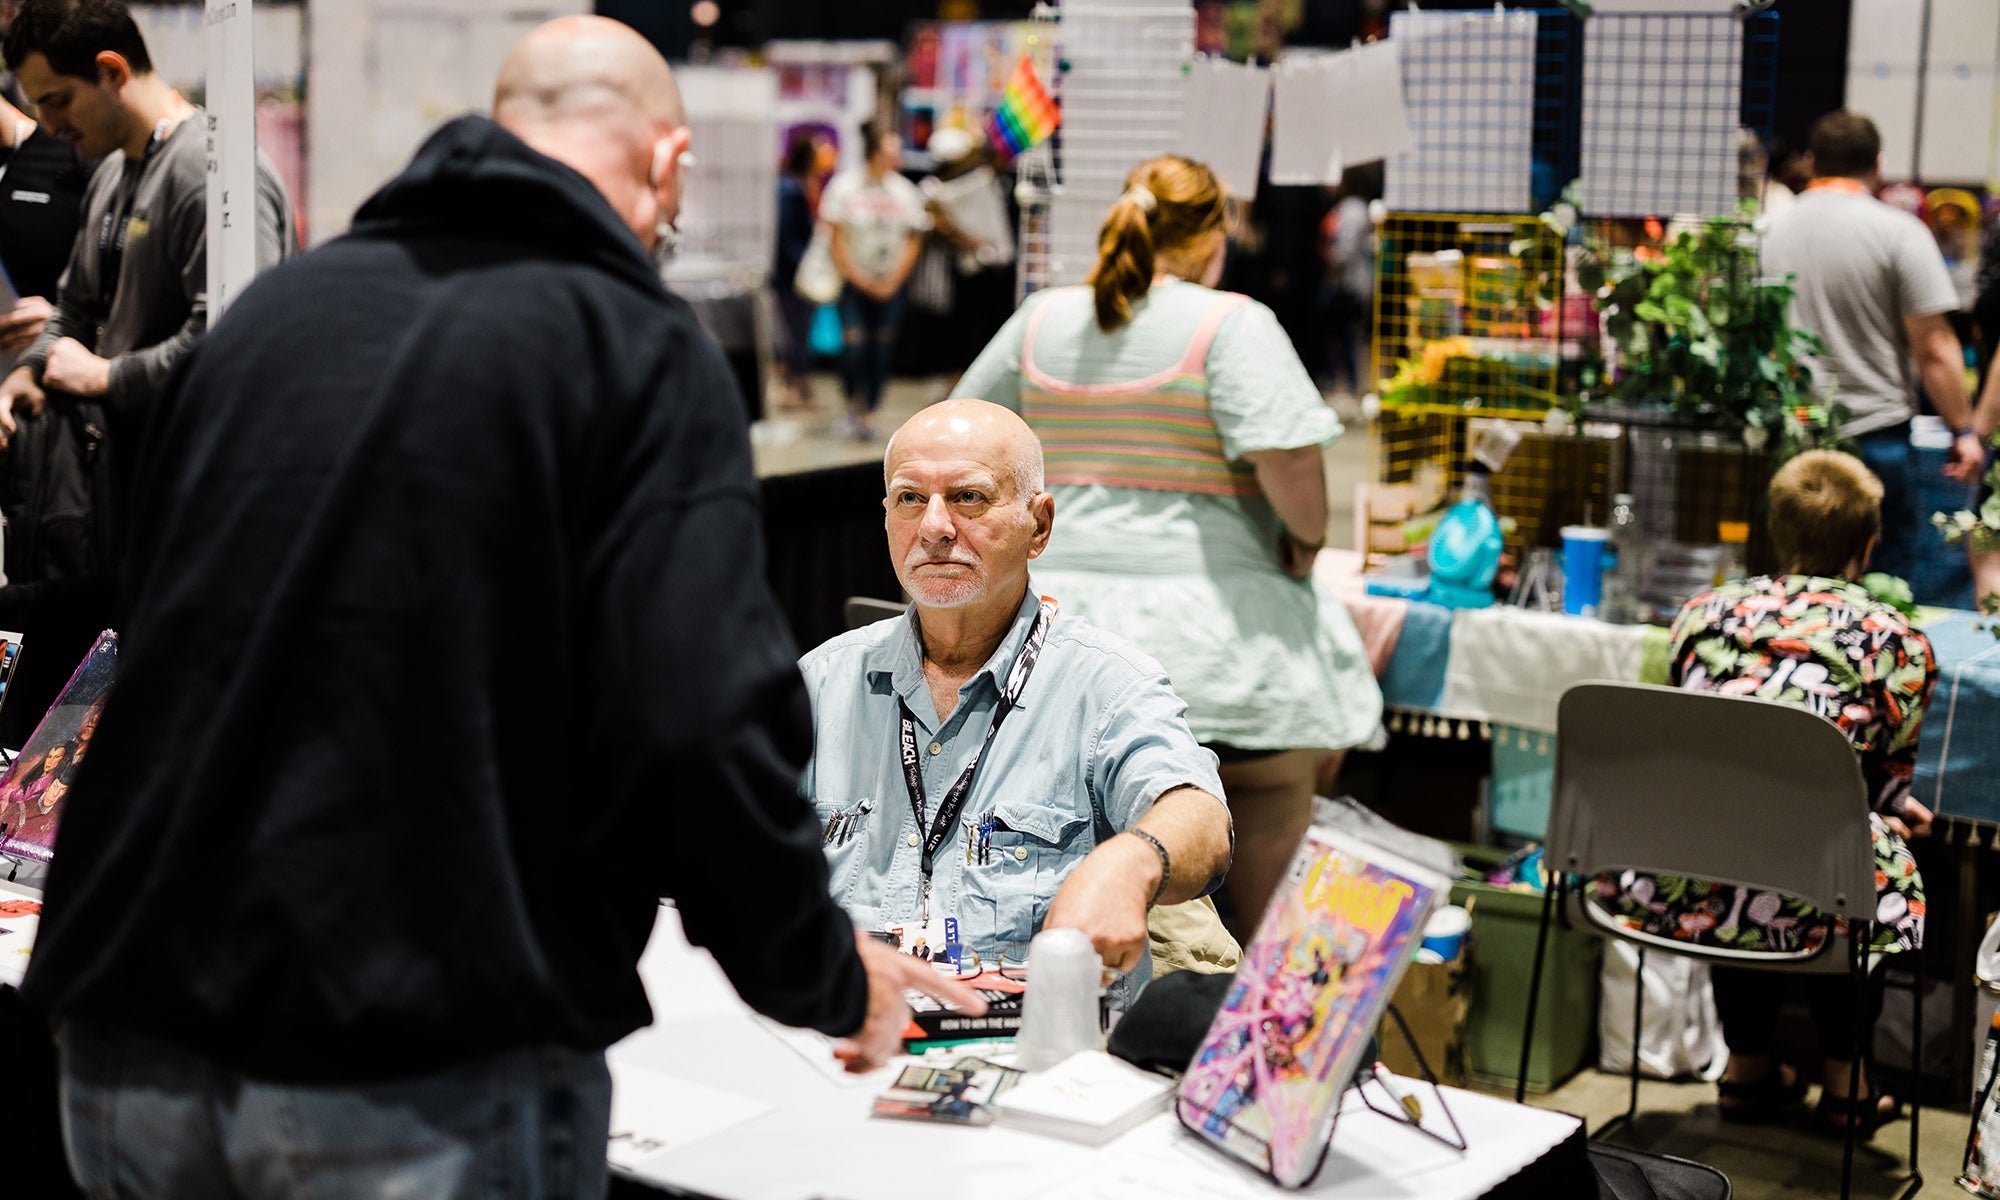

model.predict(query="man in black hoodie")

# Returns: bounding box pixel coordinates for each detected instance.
[20,16,977,1198]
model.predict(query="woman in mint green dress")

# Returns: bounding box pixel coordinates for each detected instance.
[953,156,1381,931]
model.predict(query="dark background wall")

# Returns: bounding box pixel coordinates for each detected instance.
[1764,0,1851,161]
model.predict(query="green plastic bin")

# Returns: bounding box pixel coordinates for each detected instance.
[1452,845,1600,1094]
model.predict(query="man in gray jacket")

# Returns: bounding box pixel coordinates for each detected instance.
[0,0,291,558]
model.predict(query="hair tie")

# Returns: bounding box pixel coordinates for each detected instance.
[1122,185,1157,215]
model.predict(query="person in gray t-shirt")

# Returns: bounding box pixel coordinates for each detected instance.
[0,0,293,438]
[1761,110,1992,598]
[0,1,293,748]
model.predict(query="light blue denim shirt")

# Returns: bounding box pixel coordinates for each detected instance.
[798,584,1226,987]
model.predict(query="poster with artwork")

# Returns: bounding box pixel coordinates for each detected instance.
[0,632,116,870]
[1176,825,1446,1186]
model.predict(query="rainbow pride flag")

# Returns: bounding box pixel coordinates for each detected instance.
[988,56,1059,162]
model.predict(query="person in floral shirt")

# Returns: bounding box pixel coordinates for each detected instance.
[1594,450,1934,1133]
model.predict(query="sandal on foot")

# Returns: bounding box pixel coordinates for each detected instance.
[1815,1088,1901,1137]
[1717,1070,1807,1124]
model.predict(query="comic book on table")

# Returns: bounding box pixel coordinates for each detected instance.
[0,631,116,887]
[1175,823,1448,1187]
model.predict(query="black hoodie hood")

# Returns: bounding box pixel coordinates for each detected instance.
[351,115,665,297]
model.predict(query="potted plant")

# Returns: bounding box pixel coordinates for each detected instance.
[1579,215,1839,459]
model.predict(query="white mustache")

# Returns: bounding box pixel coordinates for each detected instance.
[905,546,978,571]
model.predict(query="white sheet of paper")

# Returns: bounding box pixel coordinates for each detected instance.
[1270,57,1340,187]
[1178,58,1271,199]
[922,167,1014,264]
[606,1060,775,1172]
[1330,40,1414,167]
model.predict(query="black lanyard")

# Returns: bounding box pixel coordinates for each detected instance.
[897,599,1054,881]
[95,123,167,309]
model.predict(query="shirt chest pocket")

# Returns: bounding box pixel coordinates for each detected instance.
[955,797,1091,956]
[814,796,874,904]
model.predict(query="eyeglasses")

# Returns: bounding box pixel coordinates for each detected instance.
[947,948,1030,981]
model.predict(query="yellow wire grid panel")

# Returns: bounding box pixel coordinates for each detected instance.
[1370,211,1567,409]
[1367,212,1576,546]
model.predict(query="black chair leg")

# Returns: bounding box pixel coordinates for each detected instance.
[1842,930,1864,1200]
[1517,874,1560,1104]
[1900,936,1924,1200]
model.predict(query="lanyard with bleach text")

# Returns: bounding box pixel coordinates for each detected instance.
[896,598,1055,915]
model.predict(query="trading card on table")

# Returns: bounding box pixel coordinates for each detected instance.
[871,1058,1023,1126]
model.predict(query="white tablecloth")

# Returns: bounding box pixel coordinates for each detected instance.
[609,907,1584,1200]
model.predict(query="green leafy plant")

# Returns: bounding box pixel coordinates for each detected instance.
[1860,572,1919,620]
[1581,215,1840,459]
[1933,436,2000,624]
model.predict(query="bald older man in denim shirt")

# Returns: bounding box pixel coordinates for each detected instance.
[799,399,1234,997]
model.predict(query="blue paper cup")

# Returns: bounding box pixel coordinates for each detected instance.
[1420,905,1471,963]
[1561,526,1610,617]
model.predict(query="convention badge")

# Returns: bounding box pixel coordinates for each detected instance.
[943,916,963,970]
[892,911,953,963]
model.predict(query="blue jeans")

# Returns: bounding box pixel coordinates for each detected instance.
[838,284,906,412]
[57,1021,612,1200]
[774,286,816,379]
[1855,423,1978,606]
[1853,425,1919,588]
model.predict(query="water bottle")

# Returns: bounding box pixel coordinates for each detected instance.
[1601,493,1640,624]
[1428,465,1503,609]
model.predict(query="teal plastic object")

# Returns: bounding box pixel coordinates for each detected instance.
[809,303,844,358]
[1427,493,1503,609]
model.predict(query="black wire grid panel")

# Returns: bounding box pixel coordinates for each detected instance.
[1383,8,1776,220]
[1576,10,1779,219]
[1384,8,1563,215]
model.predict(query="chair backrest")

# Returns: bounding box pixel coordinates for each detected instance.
[1551,681,1876,931]
[843,596,908,632]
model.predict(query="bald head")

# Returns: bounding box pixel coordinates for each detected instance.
[493,16,689,250]
[886,399,1045,500]
[495,15,682,130]
[884,400,1053,613]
